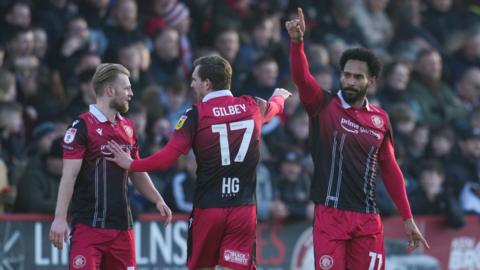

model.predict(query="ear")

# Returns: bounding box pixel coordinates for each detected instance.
[105,85,115,97]
[367,77,376,88]
[205,79,212,90]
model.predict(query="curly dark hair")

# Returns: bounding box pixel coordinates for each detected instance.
[339,48,382,78]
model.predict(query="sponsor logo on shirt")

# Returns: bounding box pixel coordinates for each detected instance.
[64,128,77,144]
[101,144,131,156]
[223,249,249,266]
[340,118,381,140]
[72,254,86,269]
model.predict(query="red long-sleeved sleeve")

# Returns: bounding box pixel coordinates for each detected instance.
[263,95,285,123]
[290,41,325,115]
[130,143,183,172]
[379,137,413,220]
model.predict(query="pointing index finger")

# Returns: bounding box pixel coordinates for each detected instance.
[297,8,304,23]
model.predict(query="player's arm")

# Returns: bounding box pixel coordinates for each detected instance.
[379,128,430,250]
[106,107,196,171]
[257,88,291,123]
[130,172,172,225]
[49,158,82,251]
[286,8,325,114]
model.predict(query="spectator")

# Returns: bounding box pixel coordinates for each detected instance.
[447,27,480,83]
[161,78,191,127]
[149,28,184,86]
[311,65,334,92]
[409,159,464,228]
[15,136,63,213]
[448,129,480,196]
[240,56,279,99]
[117,43,153,93]
[0,102,26,185]
[312,0,367,47]
[64,68,96,121]
[78,0,110,29]
[352,0,393,52]
[378,61,421,117]
[455,67,480,114]
[1,2,31,44]
[103,0,146,62]
[407,49,467,128]
[273,150,313,221]
[161,0,193,74]
[163,151,196,213]
[421,0,466,47]
[460,181,480,215]
[213,28,249,90]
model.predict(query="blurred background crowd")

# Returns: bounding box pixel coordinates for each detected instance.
[0,0,479,228]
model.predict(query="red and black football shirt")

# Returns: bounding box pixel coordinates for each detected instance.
[62,105,139,229]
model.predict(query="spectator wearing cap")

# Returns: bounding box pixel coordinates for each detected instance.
[14,136,63,213]
[161,0,193,75]
[29,121,59,156]
[271,150,313,221]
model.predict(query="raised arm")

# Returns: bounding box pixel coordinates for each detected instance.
[286,8,325,114]
[49,159,82,250]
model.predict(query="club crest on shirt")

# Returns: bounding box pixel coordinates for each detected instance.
[64,128,77,144]
[371,115,384,128]
[123,125,133,137]
[319,255,334,270]
[72,254,86,269]
[175,115,188,130]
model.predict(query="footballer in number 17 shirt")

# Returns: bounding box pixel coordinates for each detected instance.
[106,55,292,270]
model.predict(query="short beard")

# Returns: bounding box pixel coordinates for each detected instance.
[341,86,368,105]
[110,98,129,113]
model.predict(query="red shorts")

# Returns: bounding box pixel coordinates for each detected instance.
[313,205,385,270]
[187,205,256,270]
[69,224,135,270]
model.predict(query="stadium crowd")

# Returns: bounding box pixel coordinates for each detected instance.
[0,0,479,228]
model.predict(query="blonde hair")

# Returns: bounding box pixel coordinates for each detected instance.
[92,63,130,96]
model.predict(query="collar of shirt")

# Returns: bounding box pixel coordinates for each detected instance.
[89,104,124,123]
[202,90,233,102]
[337,91,371,111]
